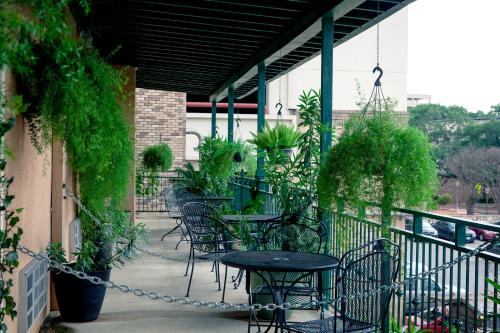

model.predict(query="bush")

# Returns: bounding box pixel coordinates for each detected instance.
[142,143,173,172]
[436,193,453,206]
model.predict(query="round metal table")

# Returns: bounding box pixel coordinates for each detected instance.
[221,251,339,332]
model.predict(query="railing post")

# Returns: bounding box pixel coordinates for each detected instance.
[455,223,466,247]
[413,214,423,235]
[357,204,366,219]
[228,84,234,142]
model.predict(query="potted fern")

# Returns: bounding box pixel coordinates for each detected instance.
[47,211,146,322]
[249,122,302,157]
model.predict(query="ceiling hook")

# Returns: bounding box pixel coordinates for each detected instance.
[373,65,383,87]
[276,102,283,116]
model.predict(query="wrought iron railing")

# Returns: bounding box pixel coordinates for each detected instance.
[230,174,500,332]
[135,171,178,212]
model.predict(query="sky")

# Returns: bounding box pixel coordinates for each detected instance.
[407,0,500,112]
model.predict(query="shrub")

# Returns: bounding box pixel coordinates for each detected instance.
[436,193,453,206]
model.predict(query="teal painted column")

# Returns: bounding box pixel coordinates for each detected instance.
[320,13,333,156]
[256,62,266,184]
[228,85,234,142]
[211,98,217,138]
[320,11,334,309]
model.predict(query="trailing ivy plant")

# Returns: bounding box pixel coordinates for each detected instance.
[317,104,438,237]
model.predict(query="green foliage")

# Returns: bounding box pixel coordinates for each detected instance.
[249,122,302,152]
[485,278,500,308]
[457,119,500,149]
[177,137,243,194]
[142,143,173,172]
[263,90,327,216]
[435,193,453,206]
[0,95,23,328]
[318,111,438,236]
[47,211,147,272]
[174,163,209,194]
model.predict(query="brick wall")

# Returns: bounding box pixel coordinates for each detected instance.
[135,88,186,169]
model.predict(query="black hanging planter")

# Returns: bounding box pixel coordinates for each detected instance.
[233,151,243,163]
[52,265,111,322]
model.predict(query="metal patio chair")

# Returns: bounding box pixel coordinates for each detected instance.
[246,217,327,331]
[288,238,401,333]
[181,202,237,302]
[160,185,185,244]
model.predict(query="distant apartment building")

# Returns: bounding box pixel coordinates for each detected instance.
[407,93,432,108]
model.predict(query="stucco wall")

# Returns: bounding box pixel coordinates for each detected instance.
[3,70,53,333]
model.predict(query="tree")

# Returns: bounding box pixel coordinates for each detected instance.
[456,119,500,148]
[408,104,470,161]
[444,147,500,214]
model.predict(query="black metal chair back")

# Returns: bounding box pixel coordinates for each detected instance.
[336,238,400,330]
[163,185,180,215]
[181,202,228,254]
[175,187,206,209]
[261,222,323,254]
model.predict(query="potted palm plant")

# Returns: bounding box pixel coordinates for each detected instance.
[47,210,146,322]
[249,122,302,157]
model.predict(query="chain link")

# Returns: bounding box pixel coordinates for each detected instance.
[137,247,205,263]
[56,185,500,311]
[64,185,103,227]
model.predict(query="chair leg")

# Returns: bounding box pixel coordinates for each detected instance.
[185,247,192,277]
[217,261,221,290]
[161,224,180,241]
[221,264,228,303]
[175,230,187,250]
[186,255,195,297]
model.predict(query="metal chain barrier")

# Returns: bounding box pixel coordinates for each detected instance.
[137,247,205,263]
[48,184,500,311]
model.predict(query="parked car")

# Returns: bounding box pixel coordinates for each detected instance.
[404,218,438,237]
[431,221,476,243]
[468,226,497,241]
[404,275,466,315]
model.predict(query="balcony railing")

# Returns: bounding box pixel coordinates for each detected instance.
[230,174,500,332]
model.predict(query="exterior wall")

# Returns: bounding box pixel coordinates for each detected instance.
[135,89,186,169]
[267,7,409,116]
[3,70,53,333]
[185,113,295,165]
[120,67,136,221]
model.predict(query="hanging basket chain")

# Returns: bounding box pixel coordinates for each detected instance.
[20,185,497,311]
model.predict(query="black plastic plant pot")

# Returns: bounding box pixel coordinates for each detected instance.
[233,151,243,163]
[52,266,111,322]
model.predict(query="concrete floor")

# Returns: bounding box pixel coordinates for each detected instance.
[56,214,318,333]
